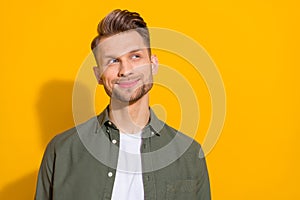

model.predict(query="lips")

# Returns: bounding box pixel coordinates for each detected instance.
[117,79,139,88]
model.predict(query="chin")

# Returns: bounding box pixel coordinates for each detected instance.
[112,84,152,104]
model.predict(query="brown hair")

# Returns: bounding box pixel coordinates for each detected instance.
[91,9,150,51]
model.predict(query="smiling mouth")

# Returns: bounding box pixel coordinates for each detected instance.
[117,79,140,88]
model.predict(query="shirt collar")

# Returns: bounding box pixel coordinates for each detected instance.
[97,106,110,127]
[96,106,165,135]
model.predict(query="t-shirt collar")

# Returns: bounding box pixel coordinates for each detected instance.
[96,105,165,135]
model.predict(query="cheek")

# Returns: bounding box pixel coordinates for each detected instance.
[143,66,153,77]
[141,69,154,83]
[134,63,151,73]
[101,68,117,83]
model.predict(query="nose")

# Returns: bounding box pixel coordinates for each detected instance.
[118,59,133,77]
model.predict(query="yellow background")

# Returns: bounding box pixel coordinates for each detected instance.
[1,0,299,199]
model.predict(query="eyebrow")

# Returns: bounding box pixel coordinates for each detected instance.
[103,48,144,59]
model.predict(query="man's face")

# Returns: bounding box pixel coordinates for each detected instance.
[93,30,158,103]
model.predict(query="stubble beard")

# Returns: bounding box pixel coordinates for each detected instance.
[105,82,153,104]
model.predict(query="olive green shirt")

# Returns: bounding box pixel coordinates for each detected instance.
[35,108,211,200]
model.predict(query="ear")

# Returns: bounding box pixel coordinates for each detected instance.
[150,55,159,75]
[93,66,103,84]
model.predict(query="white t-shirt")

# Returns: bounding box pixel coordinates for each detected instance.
[111,131,144,200]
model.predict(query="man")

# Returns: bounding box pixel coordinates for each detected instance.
[35,9,211,200]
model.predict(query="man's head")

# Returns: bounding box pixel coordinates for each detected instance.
[92,9,158,104]
[91,9,150,53]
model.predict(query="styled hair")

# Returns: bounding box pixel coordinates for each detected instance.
[91,9,150,51]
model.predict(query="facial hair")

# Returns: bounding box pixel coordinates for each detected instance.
[112,82,153,103]
[102,72,153,104]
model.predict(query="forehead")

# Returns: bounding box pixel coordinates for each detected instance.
[95,30,147,59]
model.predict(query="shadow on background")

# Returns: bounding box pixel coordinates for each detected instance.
[0,80,93,199]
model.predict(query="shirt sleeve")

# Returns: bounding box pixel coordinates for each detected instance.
[35,137,56,200]
[197,146,211,200]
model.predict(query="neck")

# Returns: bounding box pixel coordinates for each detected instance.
[109,94,150,134]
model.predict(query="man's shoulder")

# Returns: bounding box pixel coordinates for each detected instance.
[47,117,98,152]
[162,123,200,143]
[160,123,203,156]
[149,108,202,155]
[148,122,206,173]
[46,126,78,152]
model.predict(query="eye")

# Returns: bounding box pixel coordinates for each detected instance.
[131,54,141,59]
[108,58,119,65]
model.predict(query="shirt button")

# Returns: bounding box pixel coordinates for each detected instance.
[108,121,112,125]
[108,172,113,177]
[106,129,110,133]
[151,131,155,135]
[112,139,117,144]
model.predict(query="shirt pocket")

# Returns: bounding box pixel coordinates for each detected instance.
[165,179,199,200]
